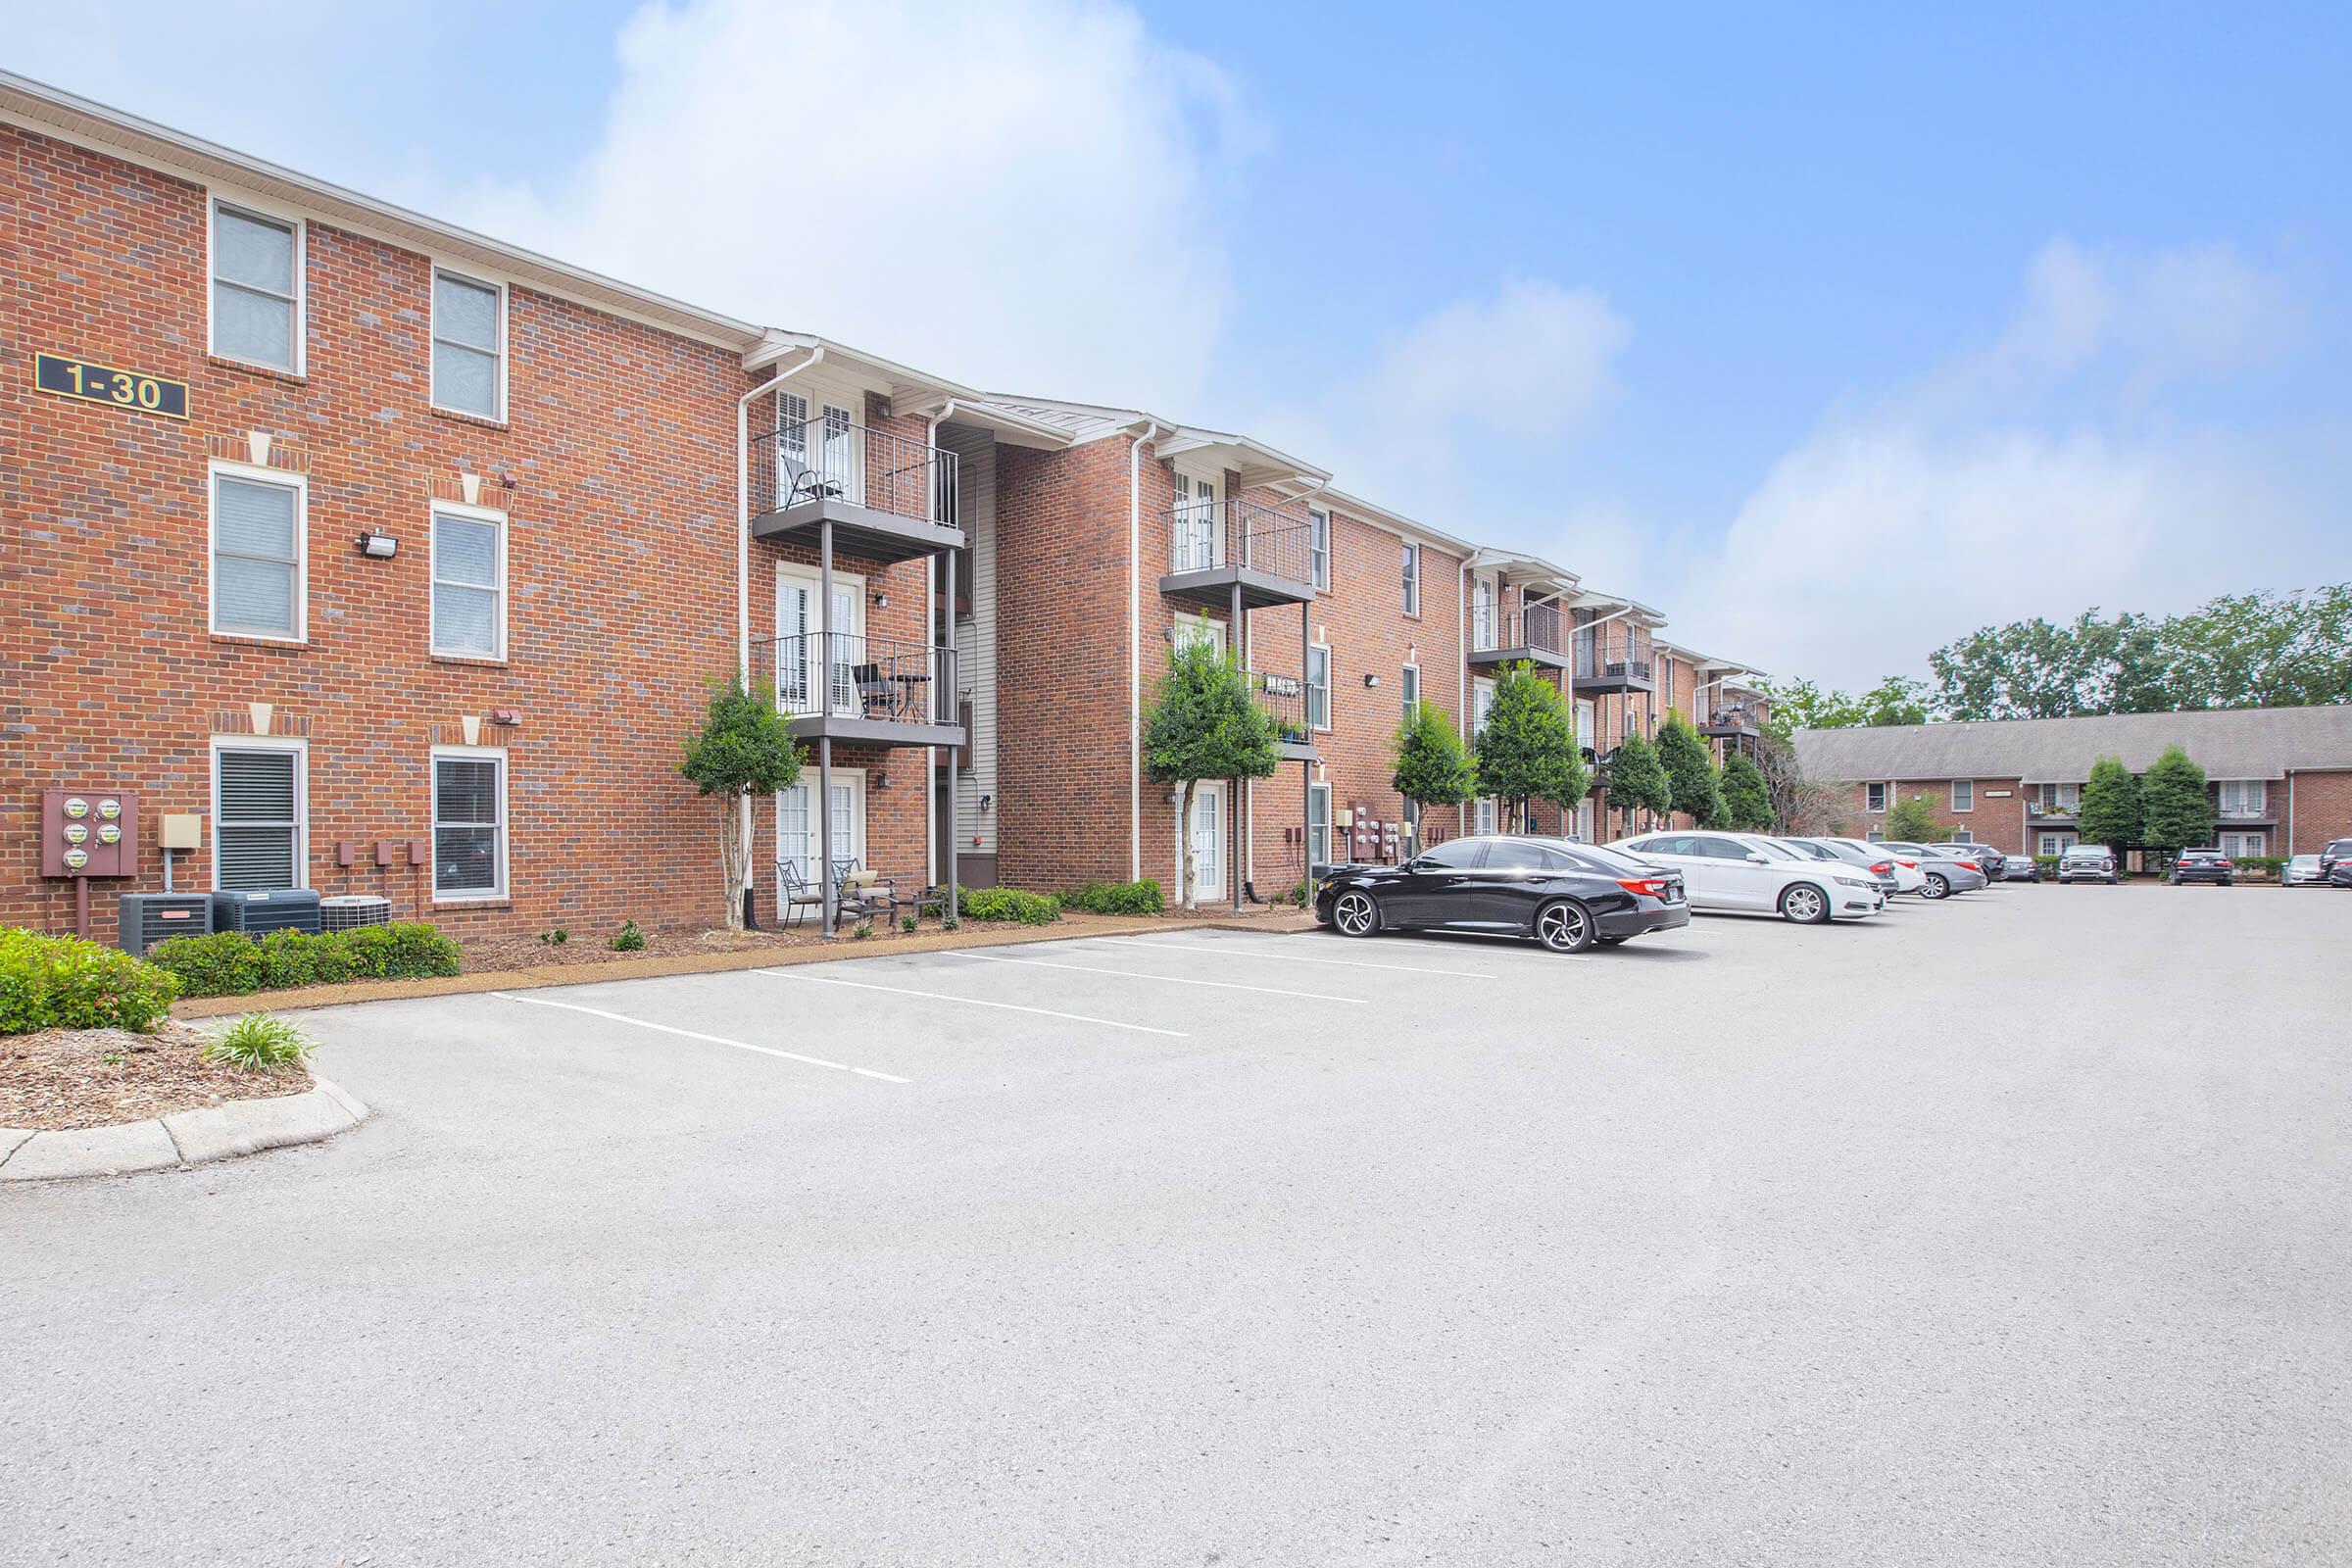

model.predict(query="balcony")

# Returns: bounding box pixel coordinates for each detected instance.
[1697,705,1761,740]
[1573,622,1655,692]
[750,415,962,564]
[1255,674,1320,763]
[755,631,965,750]
[1467,604,1570,671]
[1160,497,1318,611]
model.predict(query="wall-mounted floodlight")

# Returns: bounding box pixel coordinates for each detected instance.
[357,530,398,559]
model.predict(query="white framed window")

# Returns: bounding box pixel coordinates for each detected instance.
[1402,543,1421,615]
[2218,779,2266,818]
[209,461,307,641]
[1172,612,1225,656]
[1866,782,1888,812]
[1471,575,1496,650]
[1400,662,1420,720]
[1575,698,1595,752]
[1306,642,1332,731]
[213,738,307,892]
[1474,797,1498,835]
[2220,830,2266,858]
[1951,829,1974,843]
[2039,831,2076,857]
[431,267,506,419]
[1473,677,1495,737]
[1307,508,1331,591]
[2041,781,2081,812]
[432,746,510,902]
[209,198,304,373]
[1307,781,1332,868]
[430,502,508,659]
[1951,778,1975,812]
[1867,829,1886,842]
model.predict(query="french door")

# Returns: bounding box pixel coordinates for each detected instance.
[1189,783,1226,900]
[775,768,864,889]
[777,564,863,716]
[1173,472,1221,570]
[817,401,862,503]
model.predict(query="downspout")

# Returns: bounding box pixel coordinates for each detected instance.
[925,407,942,893]
[1129,420,1164,883]
[736,346,825,928]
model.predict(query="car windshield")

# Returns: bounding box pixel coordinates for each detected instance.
[2063,848,2103,859]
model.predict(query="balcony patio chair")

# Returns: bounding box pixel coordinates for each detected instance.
[776,450,844,510]
[853,662,897,718]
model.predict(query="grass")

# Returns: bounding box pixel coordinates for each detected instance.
[201,1012,314,1073]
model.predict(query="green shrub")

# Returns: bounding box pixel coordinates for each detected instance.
[2233,856,2285,880]
[540,926,568,947]
[956,887,1062,925]
[609,919,648,953]
[853,921,874,940]
[0,928,181,1034]
[150,921,459,997]
[1063,878,1164,915]
[900,915,917,933]
[2034,856,2061,872]
[202,1011,312,1072]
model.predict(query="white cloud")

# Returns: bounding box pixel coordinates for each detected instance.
[1654,241,2332,689]
[461,0,1249,408]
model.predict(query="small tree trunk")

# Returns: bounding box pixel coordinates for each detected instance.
[1178,777,1198,911]
[719,793,747,932]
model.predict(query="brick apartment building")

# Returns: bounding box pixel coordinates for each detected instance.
[4,71,1767,945]
[1794,708,2352,858]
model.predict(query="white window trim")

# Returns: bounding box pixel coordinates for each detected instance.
[1306,780,1332,867]
[1172,611,1225,656]
[428,264,510,422]
[1307,507,1332,592]
[1307,639,1333,733]
[207,194,307,376]
[428,498,511,661]
[2218,779,2267,816]
[211,735,309,891]
[1400,661,1420,719]
[1951,779,1975,812]
[1866,782,1888,813]
[1402,542,1421,617]
[431,744,511,904]
[207,458,309,644]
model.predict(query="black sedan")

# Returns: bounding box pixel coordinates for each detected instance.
[1316,835,1690,953]
[1997,852,2041,883]
[2169,848,2235,886]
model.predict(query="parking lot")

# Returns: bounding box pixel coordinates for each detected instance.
[7,888,2349,1566]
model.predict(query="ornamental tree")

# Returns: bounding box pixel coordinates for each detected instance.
[2139,743,2214,856]
[1602,727,1673,835]
[1392,700,1477,820]
[1718,749,1776,831]
[1141,639,1281,909]
[1885,791,1947,844]
[680,678,806,930]
[2077,755,2142,856]
[1472,662,1589,831]
[1656,714,1725,827]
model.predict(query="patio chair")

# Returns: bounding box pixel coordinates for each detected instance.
[853,662,896,718]
[776,449,843,510]
[832,858,901,922]
[774,858,827,930]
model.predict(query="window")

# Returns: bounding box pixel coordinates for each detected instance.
[1472,576,1495,649]
[2221,830,2266,858]
[433,749,509,900]
[1401,543,1420,615]
[1400,662,1419,720]
[210,200,302,371]
[1951,829,1974,844]
[2039,832,2076,857]
[2040,782,2081,812]
[1867,830,1886,842]
[211,467,305,640]
[1865,782,1888,812]
[430,505,506,658]
[2218,779,2266,817]
[1951,779,1975,812]
[1486,841,1553,871]
[1307,508,1331,590]
[431,269,505,418]
[214,742,305,891]
[1307,782,1332,868]
[1425,836,1487,868]
[1473,678,1495,737]
[1306,643,1331,730]
[1473,798,1497,835]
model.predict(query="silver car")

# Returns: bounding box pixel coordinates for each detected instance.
[2057,845,2119,884]
[2285,854,2328,887]
[1886,842,1987,900]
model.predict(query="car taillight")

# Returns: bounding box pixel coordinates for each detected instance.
[1617,877,1670,898]
[1870,861,1892,875]
[1896,859,1918,869]
[2216,859,2232,868]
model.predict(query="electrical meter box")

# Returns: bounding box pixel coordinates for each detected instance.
[40,788,139,878]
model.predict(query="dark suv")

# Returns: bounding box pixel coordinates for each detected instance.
[2323,839,2352,884]
[2168,848,2235,886]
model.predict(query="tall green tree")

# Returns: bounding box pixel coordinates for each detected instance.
[1655,714,1724,826]
[2139,744,2215,855]
[1602,727,1673,835]
[1858,675,1933,727]
[1755,676,1866,739]
[1391,700,1477,820]
[680,678,807,930]
[1718,750,1775,830]
[2076,756,2143,855]
[1885,792,1947,844]
[1141,640,1281,909]
[1472,662,1589,830]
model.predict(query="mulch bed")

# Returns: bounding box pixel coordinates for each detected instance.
[461,923,835,973]
[0,1023,313,1132]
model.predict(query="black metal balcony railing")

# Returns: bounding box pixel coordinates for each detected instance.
[1470,603,1566,656]
[1169,497,1317,586]
[755,631,958,725]
[1573,622,1655,684]
[750,414,958,526]
[1700,705,1761,733]
[1255,676,1317,748]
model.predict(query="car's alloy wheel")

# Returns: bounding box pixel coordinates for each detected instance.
[1332,890,1379,938]
[1536,899,1594,954]
[1780,884,1831,924]
[1921,873,1949,900]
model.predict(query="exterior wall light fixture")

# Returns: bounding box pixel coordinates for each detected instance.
[357,530,398,559]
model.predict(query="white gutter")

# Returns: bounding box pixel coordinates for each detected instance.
[735,346,825,898]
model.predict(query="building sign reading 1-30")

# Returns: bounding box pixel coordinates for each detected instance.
[34,352,190,419]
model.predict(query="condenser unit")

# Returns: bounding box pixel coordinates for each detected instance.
[210,888,323,937]
[319,894,393,932]
[119,893,213,955]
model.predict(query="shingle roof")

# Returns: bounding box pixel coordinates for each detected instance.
[1794,706,2352,783]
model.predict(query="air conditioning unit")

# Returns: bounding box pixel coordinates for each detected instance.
[210,888,323,937]
[319,894,392,932]
[119,893,213,955]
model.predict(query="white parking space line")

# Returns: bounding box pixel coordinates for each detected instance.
[756,968,1192,1038]
[938,948,1369,1004]
[493,991,911,1083]
[1088,937,1499,979]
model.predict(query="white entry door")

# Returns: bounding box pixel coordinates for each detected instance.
[775,768,864,889]
[818,401,862,504]
[1189,782,1226,900]
[1173,472,1222,570]
[778,564,863,715]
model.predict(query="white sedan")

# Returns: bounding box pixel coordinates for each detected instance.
[1608,831,1888,923]
[1822,836,1928,895]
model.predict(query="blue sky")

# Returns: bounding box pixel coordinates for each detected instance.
[15,2,2348,686]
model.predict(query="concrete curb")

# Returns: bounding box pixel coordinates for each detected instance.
[0,1075,369,1183]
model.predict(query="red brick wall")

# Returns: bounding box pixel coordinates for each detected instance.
[1841,779,2031,853]
[2,123,931,943]
[2288,770,2352,854]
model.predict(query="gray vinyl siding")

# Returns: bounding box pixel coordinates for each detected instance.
[944,425,999,857]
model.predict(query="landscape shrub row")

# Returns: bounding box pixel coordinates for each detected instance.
[150,923,462,998]
[1061,879,1164,915]
[956,887,1063,926]
[0,928,181,1034]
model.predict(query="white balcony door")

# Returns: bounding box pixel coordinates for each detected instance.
[1188,782,1226,900]
[778,564,864,716]
[1174,471,1221,570]
[775,768,866,895]
[818,400,862,504]
[1472,576,1495,650]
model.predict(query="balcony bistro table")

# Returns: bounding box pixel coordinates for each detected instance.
[889,672,930,720]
